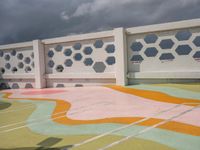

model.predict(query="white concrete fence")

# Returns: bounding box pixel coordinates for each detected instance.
[0,19,200,89]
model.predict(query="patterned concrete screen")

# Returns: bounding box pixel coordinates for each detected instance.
[127,26,200,81]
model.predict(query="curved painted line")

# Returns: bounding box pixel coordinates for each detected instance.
[2,90,200,136]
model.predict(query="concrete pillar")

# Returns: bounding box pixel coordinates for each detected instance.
[33,40,46,89]
[114,28,128,86]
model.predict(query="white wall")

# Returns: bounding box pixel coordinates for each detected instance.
[0,19,200,89]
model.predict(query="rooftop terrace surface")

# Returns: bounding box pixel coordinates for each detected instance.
[0,84,200,150]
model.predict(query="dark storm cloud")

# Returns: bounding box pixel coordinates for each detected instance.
[0,0,200,45]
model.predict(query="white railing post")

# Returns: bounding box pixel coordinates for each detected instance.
[114,28,128,86]
[33,40,46,89]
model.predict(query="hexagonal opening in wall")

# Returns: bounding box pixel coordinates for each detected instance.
[25,66,32,73]
[55,45,63,52]
[159,53,175,61]
[48,60,55,68]
[56,65,64,72]
[11,49,17,56]
[24,57,31,64]
[17,53,24,60]
[25,83,33,88]
[193,51,200,61]
[106,56,116,65]
[5,63,11,69]
[4,54,10,61]
[175,30,192,41]
[144,34,158,44]
[94,40,104,48]
[130,42,143,52]
[12,67,18,73]
[64,49,72,56]
[84,58,94,66]
[144,47,158,57]
[73,53,83,61]
[31,52,34,58]
[175,45,192,55]
[31,62,35,68]
[0,50,4,57]
[73,43,82,50]
[130,55,144,63]
[12,83,19,89]
[48,50,54,58]
[159,39,174,49]
[93,62,106,73]
[0,68,5,74]
[83,47,93,55]
[18,62,24,69]
[64,59,73,67]
[193,36,200,47]
[105,44,115,53]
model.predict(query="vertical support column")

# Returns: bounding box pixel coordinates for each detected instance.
[33,40,46,89]
[114,28,128,86]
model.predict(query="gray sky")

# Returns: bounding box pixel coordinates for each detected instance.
[0,0,200,45]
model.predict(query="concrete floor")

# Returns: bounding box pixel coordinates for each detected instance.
[0,84,200,150]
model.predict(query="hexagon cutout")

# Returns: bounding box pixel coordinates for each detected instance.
[5,63,11,69]
[48,60,55,68]
[56,84,65,88]
[175,30,192,41]
[144,34,158,44]
[84,58,94,66]
[64,49,72,56]
[193,51,200,61]
[17,53,24,60]
[193,36,200,47]
[159,39,174,49]
[25,66,32,73]
[25,83,33,88]
[0,50,4,57]
[12,83,19,89]
[159,53,175,61]
[130,42,143,52]
[18,62,24,68]
[94,40,104,48]
[74,53,82,61]
[24,57,31,64]
[64,59,73,67]
[73,43,82,50]
[55,45,63,52]
[12,67,18,73]
[31,62,35,68]
[175,45,192,55]
[56,65,64,72]
[130,55,144,63]
[4,54,10,61]
[106,56,116,65]
[0,68,5,74]
[48,50,54,58]
[31,52,34,58]
[105,44,115,53]
[83,47,93,55]
[93,62,106,73]
[144,47,158,57]
[11,50,16,56]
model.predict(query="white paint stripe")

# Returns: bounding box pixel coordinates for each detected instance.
[71,103,200,149]
[99,105,200,150]
[0,101,109,131]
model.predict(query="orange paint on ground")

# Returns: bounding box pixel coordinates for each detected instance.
[2,88,200,136]
[106,85,200,106]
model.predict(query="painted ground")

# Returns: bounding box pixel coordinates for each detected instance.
[0,84,200,150]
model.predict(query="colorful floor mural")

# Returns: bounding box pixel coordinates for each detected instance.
[0,84,200,150]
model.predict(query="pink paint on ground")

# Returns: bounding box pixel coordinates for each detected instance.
[21,89,67,95]
[3,87,200,127]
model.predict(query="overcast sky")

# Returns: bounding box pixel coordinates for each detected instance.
[0,0,200,45]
